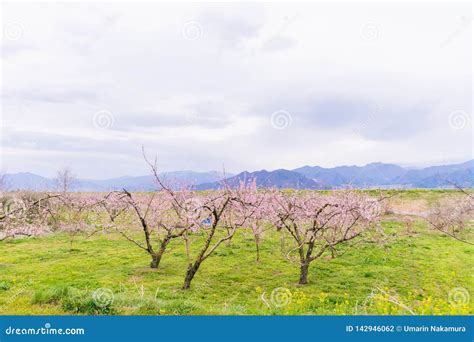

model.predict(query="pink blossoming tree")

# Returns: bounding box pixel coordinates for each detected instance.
[267,190,383,284]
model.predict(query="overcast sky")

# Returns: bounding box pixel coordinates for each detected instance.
[1,2,472,179]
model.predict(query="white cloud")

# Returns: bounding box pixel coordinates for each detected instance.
[1,2,472,178]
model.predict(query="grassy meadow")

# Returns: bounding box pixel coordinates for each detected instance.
[0,190,472,315]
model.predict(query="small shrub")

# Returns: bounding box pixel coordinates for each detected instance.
[0,280,11,291]
[32,286,71,304]
[32,286,116,315]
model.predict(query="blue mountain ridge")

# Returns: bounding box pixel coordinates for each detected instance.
[3,160,473,191]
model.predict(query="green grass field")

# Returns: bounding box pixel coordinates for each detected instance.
[1,201,473,315]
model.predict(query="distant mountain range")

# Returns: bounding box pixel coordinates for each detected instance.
[3,160,473,191]
[2,171,232,192]
[196,169,321,190]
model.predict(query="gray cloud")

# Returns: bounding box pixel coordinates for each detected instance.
[279,95,435,141]
[1,2,471,178]
[113,108,233,131]
[199,4,264,47]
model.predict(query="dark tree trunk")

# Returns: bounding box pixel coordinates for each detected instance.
[182,208,230,290]
[150,253,162,269]
[255,241,260,263]
[299,262,309,285]
[149,236,171,269]
[182,262,200,289]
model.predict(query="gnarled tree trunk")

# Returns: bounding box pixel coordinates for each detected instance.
[182,262,201,289]
[299,262,309,285]
[150,253,162,268]
[149,235,171,269]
